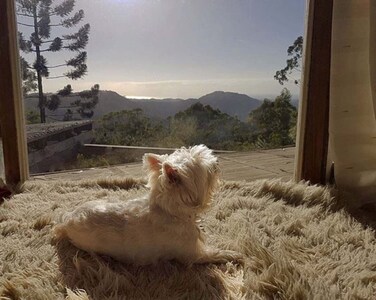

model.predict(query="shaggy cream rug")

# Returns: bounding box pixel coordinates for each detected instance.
[1,178,376,299]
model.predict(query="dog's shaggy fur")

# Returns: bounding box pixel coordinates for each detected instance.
[54,145,242,265]
[1,177,376,299]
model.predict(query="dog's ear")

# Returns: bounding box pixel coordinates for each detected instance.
[143,154,163,172]
[163,163,180,184]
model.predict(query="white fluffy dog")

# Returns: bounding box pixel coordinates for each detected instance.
[55,145,242,266]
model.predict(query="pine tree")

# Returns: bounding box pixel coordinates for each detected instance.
[59,83,100,121]
[17,0,97,123]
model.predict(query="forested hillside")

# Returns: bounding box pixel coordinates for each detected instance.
[24,91,261,122]
[94,89,296,151]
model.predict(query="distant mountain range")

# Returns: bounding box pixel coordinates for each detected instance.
[24,90,263,121]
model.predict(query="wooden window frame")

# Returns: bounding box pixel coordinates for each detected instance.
[294,0,333,184]
[0,0,29,185]
[0,0,332,186]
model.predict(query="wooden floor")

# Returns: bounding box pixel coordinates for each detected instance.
[32,147,295,182]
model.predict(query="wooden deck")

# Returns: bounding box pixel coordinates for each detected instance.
[31,147,295,182]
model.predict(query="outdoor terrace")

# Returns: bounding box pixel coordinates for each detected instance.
[31,147,295,182]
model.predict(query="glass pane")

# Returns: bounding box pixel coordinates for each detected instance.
[16,0,305,181]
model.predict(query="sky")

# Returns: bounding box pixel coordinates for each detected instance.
[19,0,306,99]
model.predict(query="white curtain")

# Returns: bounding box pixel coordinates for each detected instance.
[330,0,376,205]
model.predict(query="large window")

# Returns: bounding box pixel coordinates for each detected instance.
[16,0,305,181]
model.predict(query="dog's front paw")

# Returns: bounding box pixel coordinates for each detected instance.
[196,249,244,265]
[220,250,244,265]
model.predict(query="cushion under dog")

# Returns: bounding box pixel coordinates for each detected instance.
[1,178,376,299]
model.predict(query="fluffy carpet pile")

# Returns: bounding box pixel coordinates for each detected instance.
[1,177,376,299]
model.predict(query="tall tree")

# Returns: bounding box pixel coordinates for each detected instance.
[17,0,93,123]
[248,88,297,147]
[274,36,303,85]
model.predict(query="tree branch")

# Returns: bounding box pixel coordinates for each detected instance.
[17,22,34,27]
[44,12,61,18]
[17,11,60,18]
[48,63,67,68]
[48,23,64,27]
[286,73,300,85]
[46,75,66,79]
[41,38,69,44]
[16,12,34,17]
[57,105,80,108]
